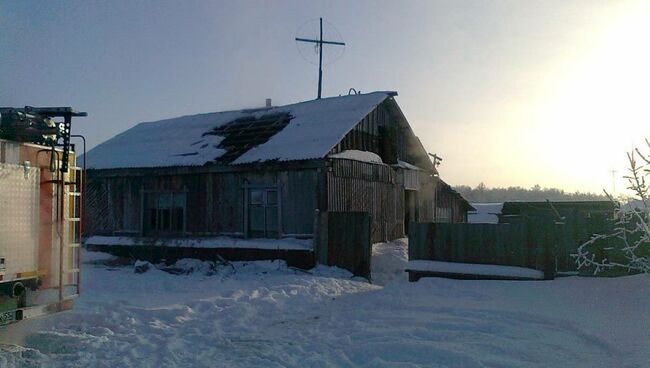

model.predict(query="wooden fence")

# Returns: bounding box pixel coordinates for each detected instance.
[314,211,372,279]
[409,221,559,279]
[498,202,616,272]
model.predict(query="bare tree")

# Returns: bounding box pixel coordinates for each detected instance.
[573,139,650,274]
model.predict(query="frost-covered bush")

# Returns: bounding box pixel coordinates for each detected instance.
[573,140,650,274]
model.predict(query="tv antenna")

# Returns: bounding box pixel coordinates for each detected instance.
[428,153,443,168]
[295,18,346,99]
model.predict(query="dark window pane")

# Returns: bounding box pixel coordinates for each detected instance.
[160,209,171,229]
[146,193,156,208]
[173,193,186,207]
[250,190,263,205]
[266,190,278,206]
[149,209,157,229]
[172,208,184,231]
[158,193,172,209]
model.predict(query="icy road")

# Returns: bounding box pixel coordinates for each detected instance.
[1,240,648,367]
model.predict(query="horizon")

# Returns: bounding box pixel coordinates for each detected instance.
[2,0,649,193]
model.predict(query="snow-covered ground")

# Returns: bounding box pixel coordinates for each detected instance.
[1,241,648,367]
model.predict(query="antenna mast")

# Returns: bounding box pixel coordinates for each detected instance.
[295,18,346,99]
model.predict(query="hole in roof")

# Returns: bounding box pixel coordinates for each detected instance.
[174,152,199,157]
[203,112,292,164]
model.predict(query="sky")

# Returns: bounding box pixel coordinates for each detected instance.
[1,0,649,193]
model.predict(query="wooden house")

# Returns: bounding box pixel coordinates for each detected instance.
[83,91,472,267]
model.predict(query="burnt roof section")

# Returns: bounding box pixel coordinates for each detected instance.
[205,112,292,164]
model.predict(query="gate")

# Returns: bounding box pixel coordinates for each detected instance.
[315,211,372,279]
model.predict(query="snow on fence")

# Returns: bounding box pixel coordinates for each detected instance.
[407,221,559,281]
[406,260,544,281]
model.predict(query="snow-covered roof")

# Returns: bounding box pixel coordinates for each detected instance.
[468,203,503,224]
[85,92,395,169]
[394,160,422,171]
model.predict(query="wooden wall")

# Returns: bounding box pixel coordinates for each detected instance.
[326,159,403,243]
[329,99,434,172]
[85,165,323,238]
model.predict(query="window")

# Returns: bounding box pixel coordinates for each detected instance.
[266,190,278,205]
[247,188,279,238]
[144,191,186,235]
[250,190,263,205]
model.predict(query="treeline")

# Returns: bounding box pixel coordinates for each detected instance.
[453,183,607,203]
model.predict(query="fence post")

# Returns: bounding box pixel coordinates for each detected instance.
[313,209,328,265]
[542,222,558,280]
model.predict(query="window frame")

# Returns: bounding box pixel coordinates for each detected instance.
[243,184,281,239]
[141,188,188,236]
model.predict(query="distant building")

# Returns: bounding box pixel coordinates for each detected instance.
[83,91,472,266]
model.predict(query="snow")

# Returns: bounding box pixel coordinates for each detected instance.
[83,111,236,169]
[1,244,648,367]
[85,92,393,169]
[85,235,313,250]
[161,258,221,275]
[82,250,117,263]
[371,238,409,285]
[468,202,503,224]
[328,150,383,164]
[395,160,422,171]
[406,260,545,280]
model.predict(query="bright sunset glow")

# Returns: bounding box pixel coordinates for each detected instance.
[533,0,650,193]
[434,0,650,193]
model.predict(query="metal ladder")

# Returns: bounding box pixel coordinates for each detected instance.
[63,165,82,298]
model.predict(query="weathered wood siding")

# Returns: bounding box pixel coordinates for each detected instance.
[433,179,470,223]
[326,159,403,242]
[329,100,434,171]
[85,165,323,238]
[331,103,390,158]
[409,221,558,279]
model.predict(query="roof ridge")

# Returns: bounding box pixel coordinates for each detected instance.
[135,91,397,127]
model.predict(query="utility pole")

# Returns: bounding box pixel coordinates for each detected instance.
[295,18,346,99]
[611,169,618,195]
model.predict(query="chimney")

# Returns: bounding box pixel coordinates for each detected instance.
[265,98,272,108]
